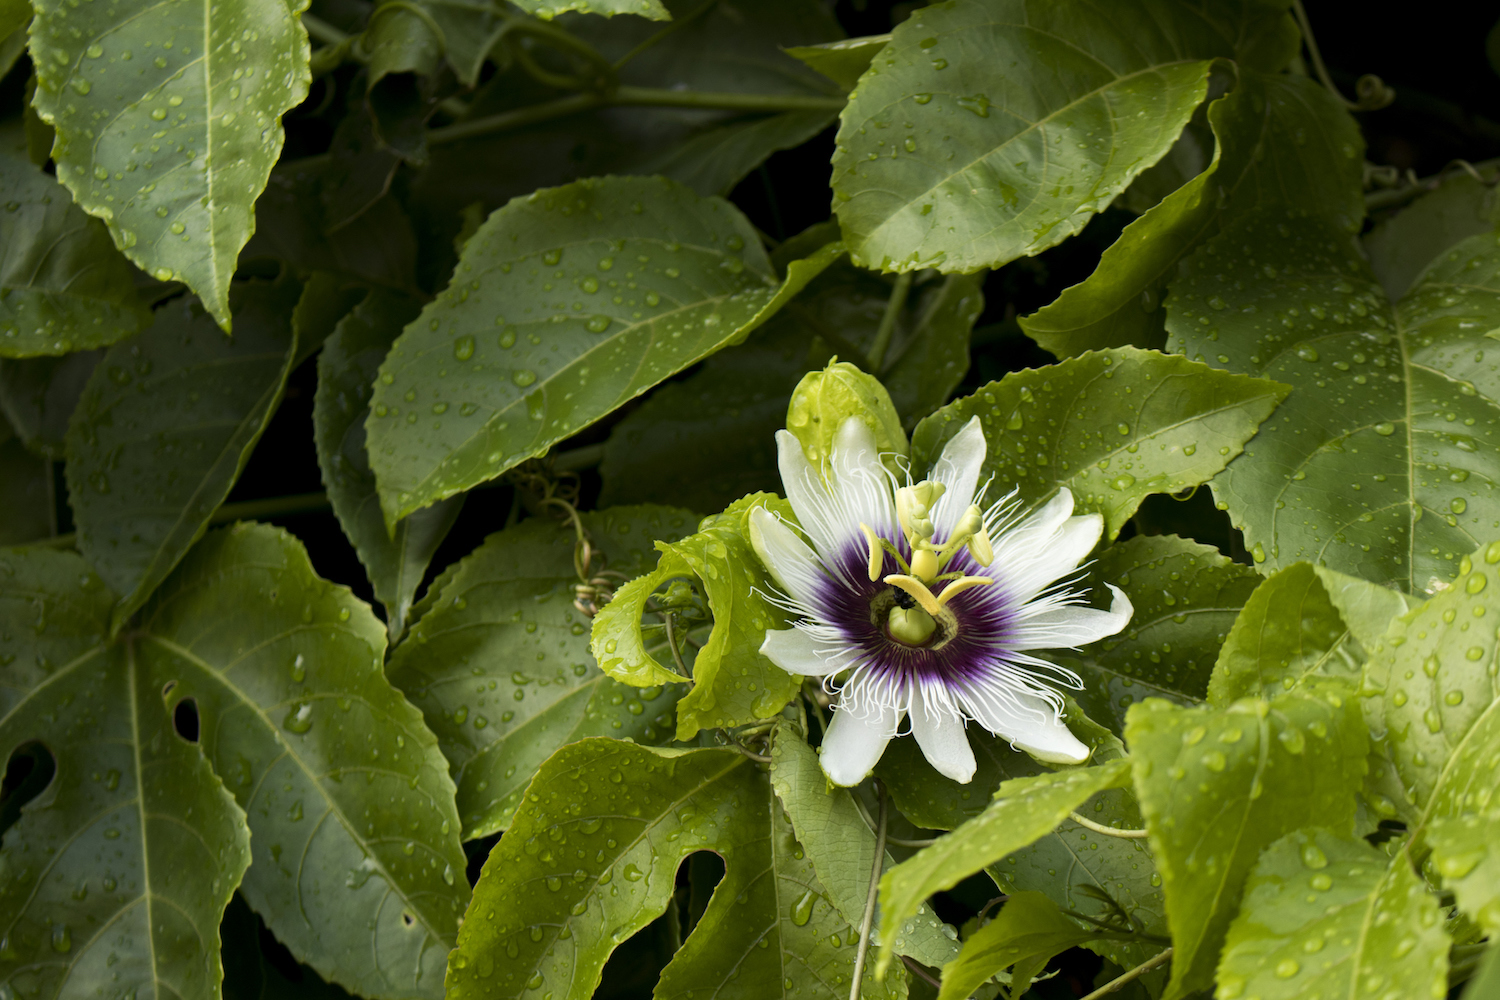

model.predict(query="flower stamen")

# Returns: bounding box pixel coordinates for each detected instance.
[882,574,943,618]
[858,523,884,582]
[935,576,994,607]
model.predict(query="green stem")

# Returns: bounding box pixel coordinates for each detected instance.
[301,12,349,46]
[1365,156,1500,212]
[850,780,889,1000]
[866,272,912,373]
[1079,948,1172,1000]
[1069,811,1150,839]
[552,442,606,472]
[1289,0,1393,111]
[429,86,845,146]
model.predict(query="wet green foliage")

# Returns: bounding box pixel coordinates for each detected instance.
[1,1,1498,999]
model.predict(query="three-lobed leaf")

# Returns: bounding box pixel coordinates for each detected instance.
[910,347,1289,538]
[1216,829,1449,1000]
[141,523,470,1000]
[0,549,251,1000]
[386,505,696,838]
[29,0,312,328]
[1168,217,1500,594]
[66,279,300,629]
[0,152,149,356]
[367,175,836,525]
[1124,683,1369,998]
[446,739,902,1000]
[314,289,464,636]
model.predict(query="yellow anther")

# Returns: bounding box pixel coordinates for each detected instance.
[936,576,994,606]
[883,574,943,618]
[967,527,994,567]
[858,523,883,582]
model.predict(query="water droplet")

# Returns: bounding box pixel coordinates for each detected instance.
[790,890,815,926]
[454,336,475,361]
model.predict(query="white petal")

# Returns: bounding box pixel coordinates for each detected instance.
[928,416,987,539]
[760,627,844,677]
[820,699,900,786]
[1001,511,1103,605]
[748,507,824,610]
[968,689,1089,765]
[777,430,842,556]
[829,417,898,537]
[909,687,976,783]
[1010,584,1134,650]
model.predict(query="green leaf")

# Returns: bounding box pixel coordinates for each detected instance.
[1124,683,1369,998]
[1216,829,1449,1000]
[29,0,312,330]
[1465,942,1500,1000]
[66,278,300,630]
[367,175,835,525]
[831,0,1255,274]
[0,413,54,543]
[362,0,510,88]
[1371,541,1500,819]
[0,548,251,1000]
[876,759,1131,975]
[513,0,669,19]
[1071,533,1262,731]
[769,726,961,970]
[221,896,358,1000]
[0,152,150,356]
[1167,217,1500,594]
[0,349,103,459]
[670,494,805,738]
[446,739,904,1000]
[1365,173,1500,301]
[1428,811,1500,932]
[786,35,890,91]
[1309,565,1411,654]
[1206,562,1362,706]
[142,523,470,999]
[637,110,840,199]
[314,290,464,636]
[936,892,1100,1000]
[910,347,1289,539]
[1020,73,1364,358]
[385,505,696,838]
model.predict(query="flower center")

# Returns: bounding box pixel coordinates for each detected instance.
[871,585,953,649]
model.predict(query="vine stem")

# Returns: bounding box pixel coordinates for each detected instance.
[850,780,889,1000]
[1289,0,1393,111]
[1079,948,1173,1000]
[429,86,846,146]
[1069,811,1150,839]
[865,272,912,373]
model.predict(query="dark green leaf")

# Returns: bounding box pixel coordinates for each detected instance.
[0,413,54,543]
[363,4,444,82]
[1021,73,1363,358]
[292,272,369,369]
[667,494,802,738]
[1206,562,1362,705]
[936,892,1100,1000]
[909,347,1289,539]
[221,896,358,1000]
[1216,829,1449,1000]
[1072,533,1262,731]
[514,0,668,18]
[1428,811,1500,933]
[0,152,149,357]
[0,22,26,81]
[1370,540,1500,821]
[367,176,835,525]
[142,523,470,999]
[1124,683,1369,998]
[1167,217,1500,594]
[66,279,300,629]
[832,0,1261,274]
[244,158,422,294]
[385,505,696,838]
[314,290,464,635]
[598,247,982,513]
[0,549,252,1000]
[786,35,890,91]
[1465,943,1500,1000]
[446,739,903,1000]
[876,760,1131,975]
[29,0,312,329]
[0,349,103,459]
[770,726,961,970]
[1365,174,1500,300]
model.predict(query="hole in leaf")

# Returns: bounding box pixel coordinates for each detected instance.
[401,911,416,928]
[464,831,500,887]
[173,698,200,743]
[1,741,57,840]
[1365,819,1408,847]
[681,850,724,938]
[162,679,177,697]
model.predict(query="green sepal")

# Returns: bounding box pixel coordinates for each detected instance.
[786,359,909,478]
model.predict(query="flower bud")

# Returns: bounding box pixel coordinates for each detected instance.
[786,361,908,480]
